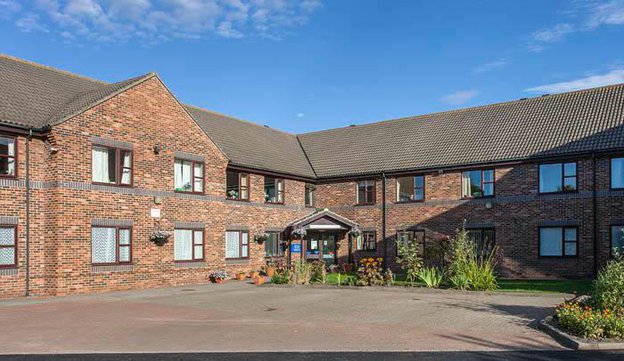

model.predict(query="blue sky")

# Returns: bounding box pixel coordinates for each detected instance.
[1,0,624,133]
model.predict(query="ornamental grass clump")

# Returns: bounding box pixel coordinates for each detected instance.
[356,257,385,286]
[448,228,498,291]
[310,261,327,284]
[292,259,312,285]
[418,267,444,288]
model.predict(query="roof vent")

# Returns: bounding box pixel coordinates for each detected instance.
[520,97,528,101]
[349,124,356,127]
[264,125,270,128]
[541,94,550,97]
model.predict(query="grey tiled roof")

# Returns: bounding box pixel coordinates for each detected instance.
[298,84,624,178]
[0,54,153,128]
[186,105,317,179]
[3,54,624,180]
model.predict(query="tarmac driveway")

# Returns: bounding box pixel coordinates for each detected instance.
[0,282,569,353]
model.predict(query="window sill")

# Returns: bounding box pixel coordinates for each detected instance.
[91,263,134,273]
[0,174,17,179]
[461,195,495,200]
[174,261,206,268]
[92,182,133,188]
[174,190,205,195]
[354,203,376,207]
[225,258,250,265]
[226,198,250,202]
[395,200,425,204]
[265,202,285,205]
[0,267,18,276]
[538,190,578,195]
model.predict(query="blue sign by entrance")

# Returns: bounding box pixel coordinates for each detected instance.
[290,243,302,253]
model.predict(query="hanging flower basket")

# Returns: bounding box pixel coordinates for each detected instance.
[290,227,307,240]
[349,226,362,238]
[254,232,269,245]
[150,231,171,246]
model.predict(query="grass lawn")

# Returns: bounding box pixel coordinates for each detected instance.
[325,272,593,294]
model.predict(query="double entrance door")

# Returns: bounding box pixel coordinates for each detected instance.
[304,233,336,265]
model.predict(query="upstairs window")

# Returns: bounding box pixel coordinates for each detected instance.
[225,230,249,259]
[462,169,494,198]
[357,180,376,205]
[226,171,249,200]
[92,145,132,186]
[611,158,624,189]
[356,231,376,251]
[91,227,131,264]
[539,162,576,193]
[396,175,425,202]
[305,184,315,207]
[174,159,204,193]
[539,226,577,257]
[0,226,17,267]
[0,135,16,177]
[174,229,204,261]
[610,225,624,257]
[264,232,283,257]
[264,177,284,204]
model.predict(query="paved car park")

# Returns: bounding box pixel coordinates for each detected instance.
[0,282,569,353]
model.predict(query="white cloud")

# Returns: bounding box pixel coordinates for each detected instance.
[3,0,323,43]
[296,112,305,118]
[525,69,624,94]
[527,1,624,51]
[441,90,479,106]
[473,58,509,74]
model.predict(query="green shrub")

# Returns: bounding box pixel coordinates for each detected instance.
[396,238,423,286]
[418,267,444,288]
[448,227,498,291]
[593,259,624,313]
[356,257,385,286]
[310,261,327,284]
[556,301,624,340]
[449,273,470,290]
[271,269,291,284]
[292,260,312,285]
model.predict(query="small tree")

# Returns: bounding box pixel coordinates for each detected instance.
[396,239,423,286]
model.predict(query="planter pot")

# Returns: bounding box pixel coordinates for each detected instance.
[343,264,354,273]
[266,267,276,278]
[236,273,246,281]
[253,276,265,285]
[249,271,260,279]
[210,277,225,284]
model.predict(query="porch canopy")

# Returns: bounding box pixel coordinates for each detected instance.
[287,208,359,233]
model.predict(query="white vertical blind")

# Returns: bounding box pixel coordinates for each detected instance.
[92,227,117,263]
[174,229,192,260]
[226,231,240,258]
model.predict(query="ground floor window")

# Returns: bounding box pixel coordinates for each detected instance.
[356,231,376,251]
[226,230,249,259]
[0,226,16,267]
[466,228,496,259]
[264,232,283,257]
[92,227,131,264]
[610,225,624,257]
[396,230,425,256]
[174,229,204,261]
[539,226,577,257]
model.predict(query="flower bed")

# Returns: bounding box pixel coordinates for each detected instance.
[555,301,624,340]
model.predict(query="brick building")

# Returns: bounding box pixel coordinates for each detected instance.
[1,54,624,298]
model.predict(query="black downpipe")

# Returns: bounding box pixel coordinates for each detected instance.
[25,129,32,297]
[592,153,598,278]
[382,173,387,270]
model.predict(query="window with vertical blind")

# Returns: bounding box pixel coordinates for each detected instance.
[0,135,16,177]
[466,228,496,259]
[396,176,425,202]
[357,180,376,205]
[226,171,249,200]
[92,145,132,186]
[174,159,204,193]
[461,170,494,198]
[225,230,249,259]
[91,227,131,264]
[174,229,204,261]
[0,226,17,267]
[356,231,376,251]
[264,176,284,204]
[264,232,283,257]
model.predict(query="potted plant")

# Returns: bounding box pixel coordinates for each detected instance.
[265,260,276,278]
[209,270,228,284]
[235,271,246,281]
[254,232,269,245]
[150,231,171,246]
[253,275,266,285]
[249,269,260,279]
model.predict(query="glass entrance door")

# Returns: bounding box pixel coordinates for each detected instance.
[305,233,337,265]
